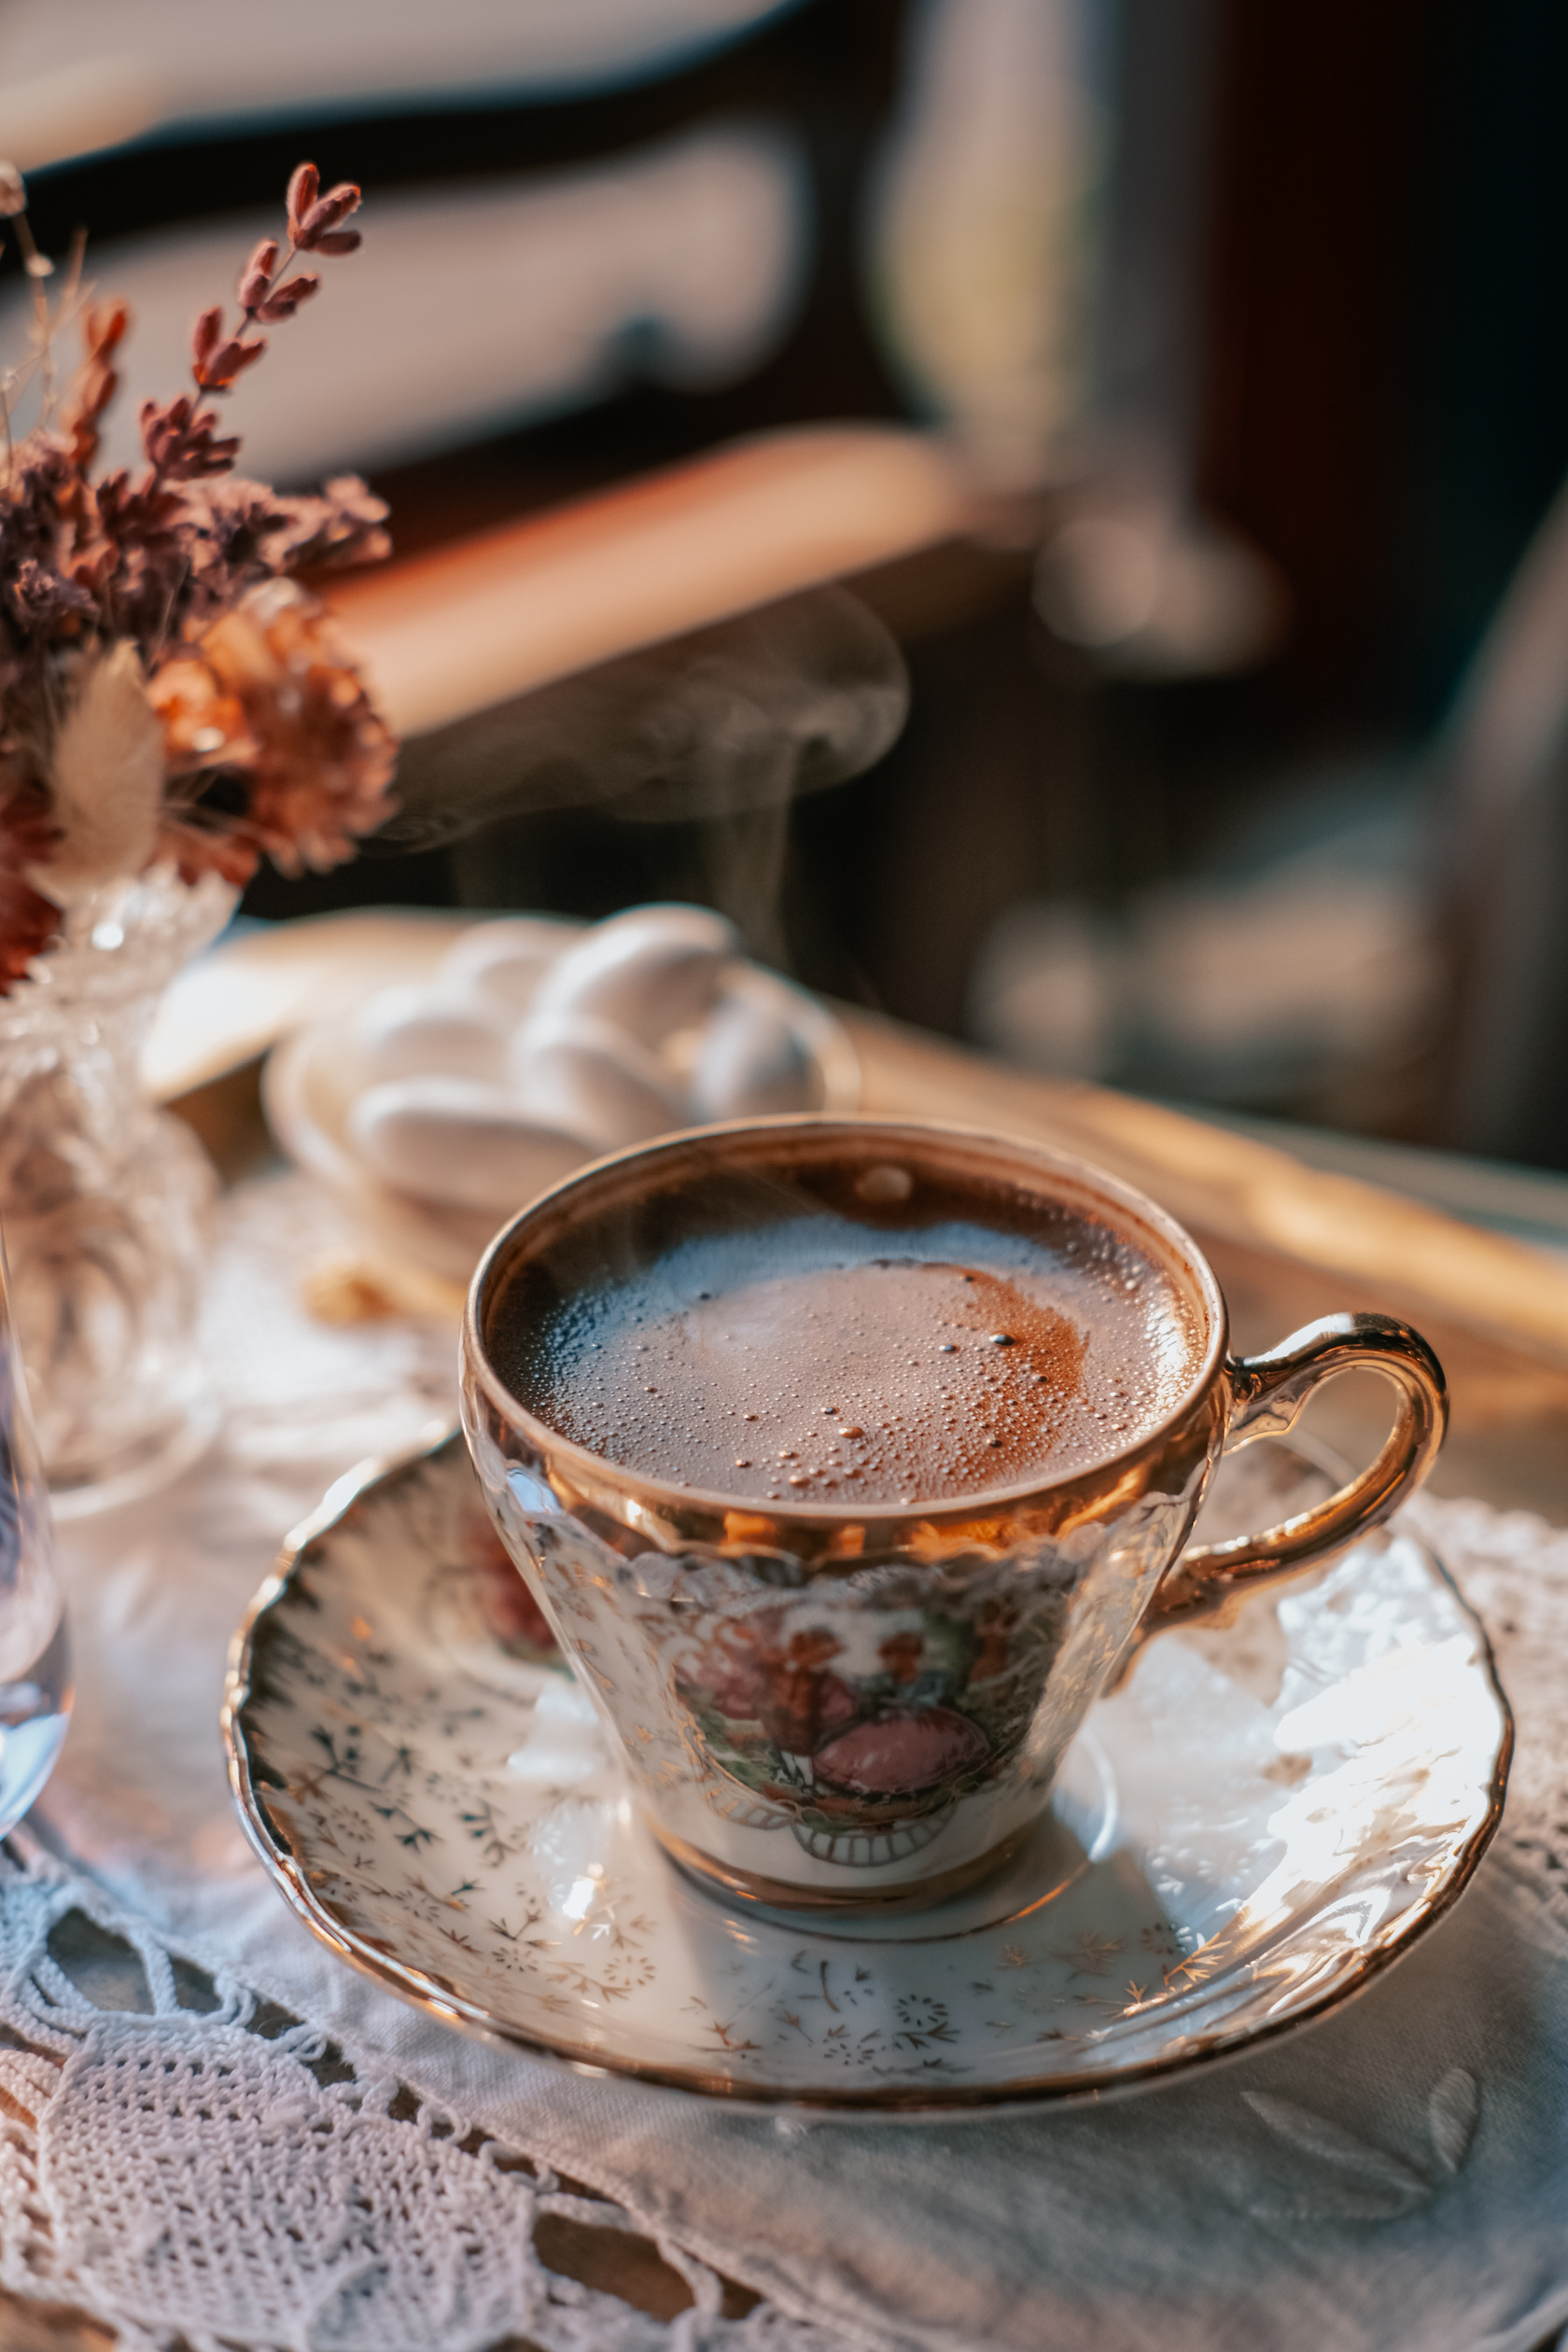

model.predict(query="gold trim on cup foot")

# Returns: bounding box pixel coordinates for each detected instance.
[651,1818,1031,1914]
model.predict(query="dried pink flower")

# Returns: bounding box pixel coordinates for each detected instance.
[147,653,256,777]
[253,475,391,572]
[0,791,63,983]
[149,583,395,883]
[155,809,262,893]
[6,558,95,635]
[147,651,264,889]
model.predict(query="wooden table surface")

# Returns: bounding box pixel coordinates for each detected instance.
[15,1001,1568,2347]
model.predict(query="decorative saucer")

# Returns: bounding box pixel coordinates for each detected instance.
[224,1431,1510,2111]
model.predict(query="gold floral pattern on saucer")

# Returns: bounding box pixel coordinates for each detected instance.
[223,1431,1510,2110]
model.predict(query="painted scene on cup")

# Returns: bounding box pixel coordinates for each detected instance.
[668,1586,1059,1862]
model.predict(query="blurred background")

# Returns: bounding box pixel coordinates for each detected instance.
[7,0,1568,1174]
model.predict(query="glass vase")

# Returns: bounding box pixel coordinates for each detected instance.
[0,864,237,1513]
[0,1221,70,1827]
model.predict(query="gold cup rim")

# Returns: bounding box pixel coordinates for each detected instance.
[462,1114,1229,1544]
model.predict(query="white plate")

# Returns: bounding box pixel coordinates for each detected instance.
[225,1432,1511,2112]
[262,933,861,1284]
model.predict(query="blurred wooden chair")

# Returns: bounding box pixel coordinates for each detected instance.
[1436,472,1568,1166]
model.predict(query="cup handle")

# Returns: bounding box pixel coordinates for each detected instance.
[1143,1312,1448,1636]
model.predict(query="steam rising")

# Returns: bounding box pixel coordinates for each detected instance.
[381,585,907,953]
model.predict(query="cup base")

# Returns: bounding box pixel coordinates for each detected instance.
[651,1819,1031,1916]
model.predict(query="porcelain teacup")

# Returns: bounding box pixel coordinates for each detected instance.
[460,1119,1446,1911]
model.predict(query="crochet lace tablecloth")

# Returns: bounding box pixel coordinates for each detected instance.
[3,1172,1567,2352]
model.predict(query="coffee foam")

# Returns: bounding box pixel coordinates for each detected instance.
[488,1156,1201,1506]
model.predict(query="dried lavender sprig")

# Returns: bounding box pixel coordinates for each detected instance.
[0,162,384,666]
[189,165,361,399]
[60,299,129,473]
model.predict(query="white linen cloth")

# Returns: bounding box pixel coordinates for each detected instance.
[7,1171,1568,2352]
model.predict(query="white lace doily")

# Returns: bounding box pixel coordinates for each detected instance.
[3,1174,1565,2352]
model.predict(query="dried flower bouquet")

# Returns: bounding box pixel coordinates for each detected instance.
[0,162,396,1504]
[0,161,396,990]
